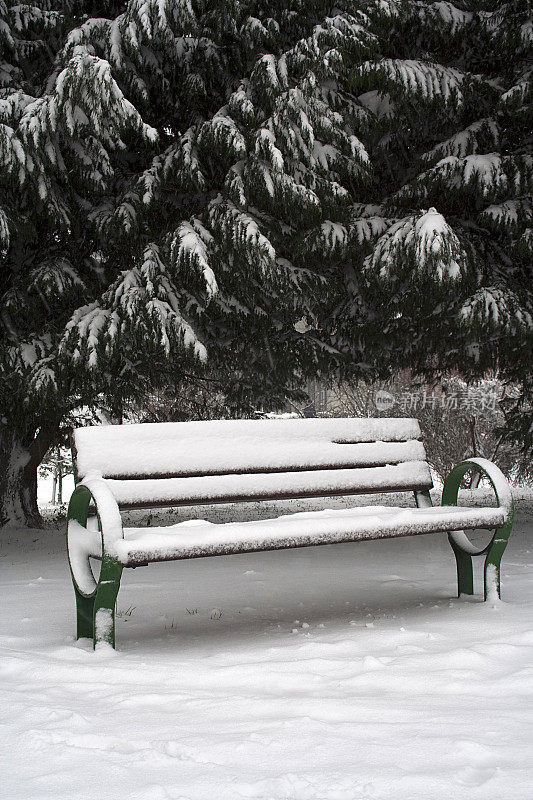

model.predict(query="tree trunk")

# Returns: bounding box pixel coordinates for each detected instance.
[0,427,59,528]
[51,472,57,504]
[57,467,63,505]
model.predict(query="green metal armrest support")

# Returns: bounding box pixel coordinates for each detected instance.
[66,475,124,647]
[442,457,514,601]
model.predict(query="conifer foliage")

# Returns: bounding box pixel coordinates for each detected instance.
[340,0,532,450]
[0,0,531,525]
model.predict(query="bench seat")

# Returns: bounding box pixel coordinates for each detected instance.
[70,504,505,567]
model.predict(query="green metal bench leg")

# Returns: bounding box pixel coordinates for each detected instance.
[483,517,513,600]
[442,459,514,601]
[67,482,126,649]
[413,488,476,595]
[67,485,98,641]
[93,555,123,648]
[449,540,474,596]
[484,561,500,601]
[75,588,96,640]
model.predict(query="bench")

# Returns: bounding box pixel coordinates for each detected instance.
[66,417,514,649]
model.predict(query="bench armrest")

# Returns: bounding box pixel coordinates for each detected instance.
[78,473,124,549]
[66,474,124,599]
[442,457,514,600]
[442,457,513,519]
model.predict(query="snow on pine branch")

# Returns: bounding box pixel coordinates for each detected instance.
[254,128,284,172]
[412,1,473,34]
[500,68,532,110]
[61,244,206,368]
[481,4,532,52]
[144,246,207,361]
[246,161,322,220]
[305,208,392,260]
[68,136,113,192]
[348,207,392,245]
[289,12,377,74]
[224,162,247,207]
[395,154,533,205]
[355,59,467,107]
[514,228,533,260]
[62,302,114,369]
[209,200,276,276]
[28,258,85,301]
[0,90,34,124]
[0,120,26,180]
[170,220,218,300]
[1,52,157,208]
[420,119,500,165]
[185,11,373,244]
[479,197,533,234]
[365,0,472,41]
[306,221,349,259]
[255,96,370,197]
[10,336,51,370]
[8,4,61,34]
[164,128,205,189]
[145,298,206,362]
[0,206,9,249]
[275,257,327,293]
[90,128,206,238]
[461,287,533,333]
[240,15,280,47]
[357,90,394,119]
[228,84,257,128]
[251,54,288,100]
[3,340,56,399]
[364,208,467,282]
[249,12,376,110]
[127,0,197,38]
[199,113,247,163]
[51,54,157,144]
[64,0,199,97]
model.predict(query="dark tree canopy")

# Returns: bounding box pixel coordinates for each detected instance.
[0,0,531,525]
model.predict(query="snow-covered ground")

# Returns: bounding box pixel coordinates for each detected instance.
[1,487,532,799]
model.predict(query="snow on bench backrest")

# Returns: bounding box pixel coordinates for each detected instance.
[72,418,432,506]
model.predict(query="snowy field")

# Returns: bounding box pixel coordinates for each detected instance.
[1,486,533,800]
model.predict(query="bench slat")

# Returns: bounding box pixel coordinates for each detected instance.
[73,418,425,481]
[80,440,427,481]
[104,460,433,508]
[110,504,506,565]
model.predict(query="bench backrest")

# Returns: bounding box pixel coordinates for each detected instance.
[72,417,432,508]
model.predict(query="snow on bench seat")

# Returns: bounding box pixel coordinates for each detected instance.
[109,505,506,565]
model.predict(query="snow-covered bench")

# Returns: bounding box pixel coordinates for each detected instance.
[66,418,514,649]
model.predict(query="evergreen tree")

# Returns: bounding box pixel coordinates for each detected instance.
[0,0,531,526]
[336,0,532,448]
